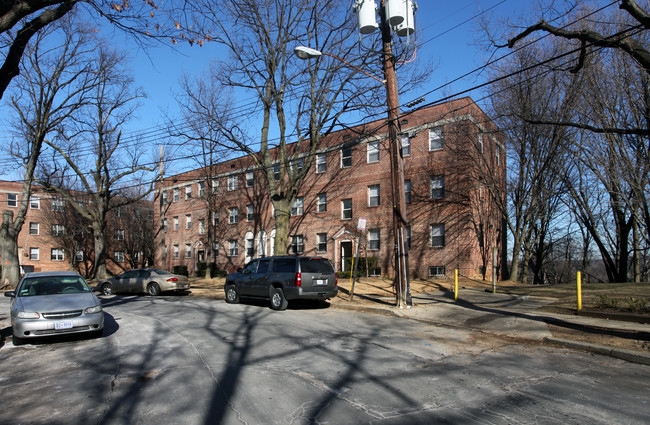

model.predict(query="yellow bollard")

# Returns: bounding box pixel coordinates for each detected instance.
[454,269,458,300]
[576,271,582,311]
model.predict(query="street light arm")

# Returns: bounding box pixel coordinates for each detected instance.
[293,46,386,85]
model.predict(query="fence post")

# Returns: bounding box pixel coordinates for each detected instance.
[576,271,582,311]
[454,269,458,300]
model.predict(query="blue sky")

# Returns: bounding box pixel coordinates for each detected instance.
[2,0,604,181]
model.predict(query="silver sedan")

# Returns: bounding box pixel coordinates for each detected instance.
[99,268,190,296]
[5,271,104,345]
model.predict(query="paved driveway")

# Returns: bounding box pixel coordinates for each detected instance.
[1,294,649,424]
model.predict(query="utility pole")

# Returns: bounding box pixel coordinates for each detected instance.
[379,0,411,308]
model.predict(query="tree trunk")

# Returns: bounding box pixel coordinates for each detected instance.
[272,198,290,255]
[1,210,21,288]
[92,221,108,280]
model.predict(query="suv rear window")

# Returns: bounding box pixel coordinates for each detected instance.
[271,258,296,273]
[300,258,334,274]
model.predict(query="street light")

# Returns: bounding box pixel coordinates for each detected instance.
[293,0,414,309]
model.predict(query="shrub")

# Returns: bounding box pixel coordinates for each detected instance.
[196,262,208,278]
[595,294,620,309]
[626,297,649,313]
[173,265,189,277]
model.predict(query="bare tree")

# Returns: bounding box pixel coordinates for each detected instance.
[35,44,157,280]
[176,0,424,255]
[1,17,102,287]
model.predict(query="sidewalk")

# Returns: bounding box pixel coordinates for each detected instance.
[330,288,650,366]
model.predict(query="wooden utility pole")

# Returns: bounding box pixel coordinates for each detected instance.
[379,0,411,308]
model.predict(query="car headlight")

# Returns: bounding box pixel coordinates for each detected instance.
[17,311,40,319]
[85,305,103,314]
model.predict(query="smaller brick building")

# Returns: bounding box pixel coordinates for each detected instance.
[0,180,153,277]
[154,98,507,280]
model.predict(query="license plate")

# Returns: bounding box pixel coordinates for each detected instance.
[55,321,73,330]
[314,279,327,286]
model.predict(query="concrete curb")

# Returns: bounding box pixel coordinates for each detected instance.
[544,337,650,366]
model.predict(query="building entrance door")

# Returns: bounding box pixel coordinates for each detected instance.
[340,241,352,271]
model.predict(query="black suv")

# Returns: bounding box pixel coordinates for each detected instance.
[224,256,338,310]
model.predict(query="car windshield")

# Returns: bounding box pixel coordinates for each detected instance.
[17,276,90,297]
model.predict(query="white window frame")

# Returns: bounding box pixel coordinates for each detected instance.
[246,171,254,187]
[173,244,179,259]
[114,251,125,263]
[30,196,40,209]
[401,134,411,157]
[229,207,238,224]
[51,248,65,261]
[317,193,327,213]
[341,147,352,168]
[185,185,192,200]
[430,224,445,248]
[429,126,444,151]
[185,244,192,259]
[430,176,444,199]
[199,219,205,235]
[29,222,39,235]
[368,185,380,207]
[29,247,39,261]
[405,180,412,203]
[52,198,64,212]
[211,179,219,193]
[368,229,380,251]
[114,228,125,240]
[186,214,192,229]
[291,235,304,255]
[228,240,239,257]
[367,141,380,163]
[291,197,304,216]
[173,216,179,231]
[247,205,254,221]
[317,233,327,252]
[51,224,65,237]
[198,181,205,197]
[341,199,352,220]
[7,193,17,207]
[163,219,168,232]
[316,153,327,173]
[228,175,238,191]
[173,188,179,202]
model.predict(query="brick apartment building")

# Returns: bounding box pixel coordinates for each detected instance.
[154,98,507,279]
[0,180,154,277]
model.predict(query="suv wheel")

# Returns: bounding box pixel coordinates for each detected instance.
[270,287,288,311]
[225,284,239,304]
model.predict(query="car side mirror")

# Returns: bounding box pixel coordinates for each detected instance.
[4,291,16,298]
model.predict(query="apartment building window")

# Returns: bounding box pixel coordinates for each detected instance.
[430,176,445,199]
[317,193,327,213]
[173,244,179,259]
[401,135,411,157]
[7,193,17,207]
[114,229,125,240]
[429,126,444,151]
[341,147,352,168]
[51,248,64,261]
[478,133,484,154]
[162,191,168,204]
[185,185,192,200]
[51,224,65,237]
[30,196,40,209]
[212,243,219,259]
[273,164,281,181]
[228,174,238,191]
[291,235,304,255]
[76,250,84,262]
[186,214,192,229]
[212,179,219,193]
[29,248,39,261]
[368,229,380,250]
[199,219,205,234]
[246,171,254,187]
[317,233,327,252]
[316,153,327,173]
[367,141,380,163]
[199,181,205,197]
[292,158,304,174]
[229,207,239,224]
[430,224,445,248]
[229,240,239,256]
[115,207,122,218]
[405,180,412,203]
[52,198,64,212]
[185,244,192,259]
[368,185,380,207]
[163,245,168,260]
[246,237,254,257]
[429,266,446,277]
[29,222,39,235]
[114,251,125,262]
[163,219,168,232]
[341,198,352,220]
[247,205,254,221]
[291,197,304,216]
[173,216,179,231]
[212,211,219,226]
[173,188,179,202]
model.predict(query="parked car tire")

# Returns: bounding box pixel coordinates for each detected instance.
[101,282,114,295]
[225,284,239,304]
[270,287,288,311]
[147,282,161,296]
[12,335,25,346]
